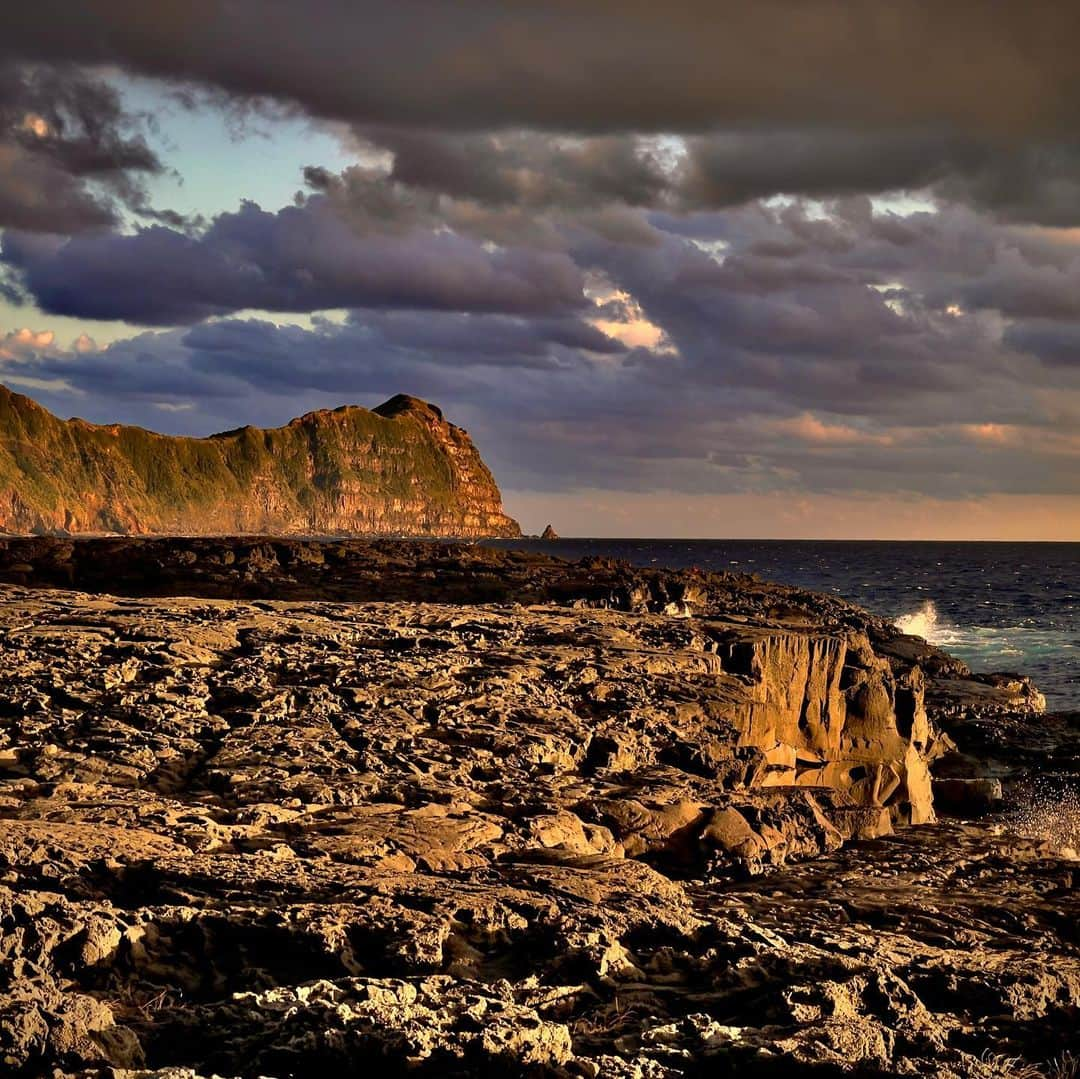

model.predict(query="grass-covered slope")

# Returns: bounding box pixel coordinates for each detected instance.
[0,386,520,537]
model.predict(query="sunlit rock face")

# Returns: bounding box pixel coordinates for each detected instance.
[0,387,520,538]
[0,544,1068,1075]
[0,539,941,875]
[707,623,937,830]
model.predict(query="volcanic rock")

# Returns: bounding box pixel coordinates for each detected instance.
[0,540,1074,1076]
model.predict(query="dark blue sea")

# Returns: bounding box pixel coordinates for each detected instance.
[489,539,1080,712]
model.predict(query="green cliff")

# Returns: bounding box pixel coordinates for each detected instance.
[0,386,520,537]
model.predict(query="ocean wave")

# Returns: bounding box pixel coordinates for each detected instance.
[894,599,1076,708]
[895,599,941,641]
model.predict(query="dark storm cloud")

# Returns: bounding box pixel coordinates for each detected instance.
[324,128,1080,234]
[678,134,1080,226]
[299,153,667,257]
[5,4,1080,231]
[955,253,1080,321]
[180,311,620,381]
[8,186,1075,446]
[654,200,1080,340]
[0,63,168,232]
[8,198,1080,502]
[7,194,1073,432]
[0,65,158,177]
[364,129,672,211]
[680,133,971,207]
[0,198,588,324]
[0,142,115,234]
[934,145,1080,229]
[1004,321,1080,367]
[4,1,1080,136]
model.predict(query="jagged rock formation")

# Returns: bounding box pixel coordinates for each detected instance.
[0,386,520,537]
[0,587,931,1075]
[0,541,1073,1075]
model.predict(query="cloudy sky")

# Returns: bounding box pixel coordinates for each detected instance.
[2,2,1080,538]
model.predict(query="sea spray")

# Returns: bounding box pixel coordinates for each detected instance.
[892,597,1069,708]
[895,599,941,641]
[1006,777,1080,859]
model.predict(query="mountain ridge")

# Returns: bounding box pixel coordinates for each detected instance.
[0,384,520,538]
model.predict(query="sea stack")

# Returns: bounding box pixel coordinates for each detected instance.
[540,523,559,540]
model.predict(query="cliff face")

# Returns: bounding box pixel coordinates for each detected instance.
[0,387,520,537]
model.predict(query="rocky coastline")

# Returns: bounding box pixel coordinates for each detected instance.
[0,539,1074,1076]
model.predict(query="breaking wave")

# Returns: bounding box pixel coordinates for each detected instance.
[893,599,1071,707]
[894,598,1034,660]
[895,599,941,642]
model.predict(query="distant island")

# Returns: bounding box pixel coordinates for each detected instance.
[0,386,520,538]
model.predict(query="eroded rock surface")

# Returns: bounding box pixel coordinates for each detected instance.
[0,576,1074,1077]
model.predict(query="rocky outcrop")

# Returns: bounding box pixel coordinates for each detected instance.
[874,625,1061,797]
[0,386,520,537]
[0,540,1073,1075]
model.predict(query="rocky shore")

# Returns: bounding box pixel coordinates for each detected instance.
[0,539,1074,1076]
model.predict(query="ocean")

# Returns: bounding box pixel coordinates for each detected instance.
[489,539,1080,712]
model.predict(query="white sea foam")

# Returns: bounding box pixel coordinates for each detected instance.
[895,599,941,642]
[896,601,1067,669]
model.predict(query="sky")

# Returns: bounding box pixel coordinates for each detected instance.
[2,4,1080,538]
